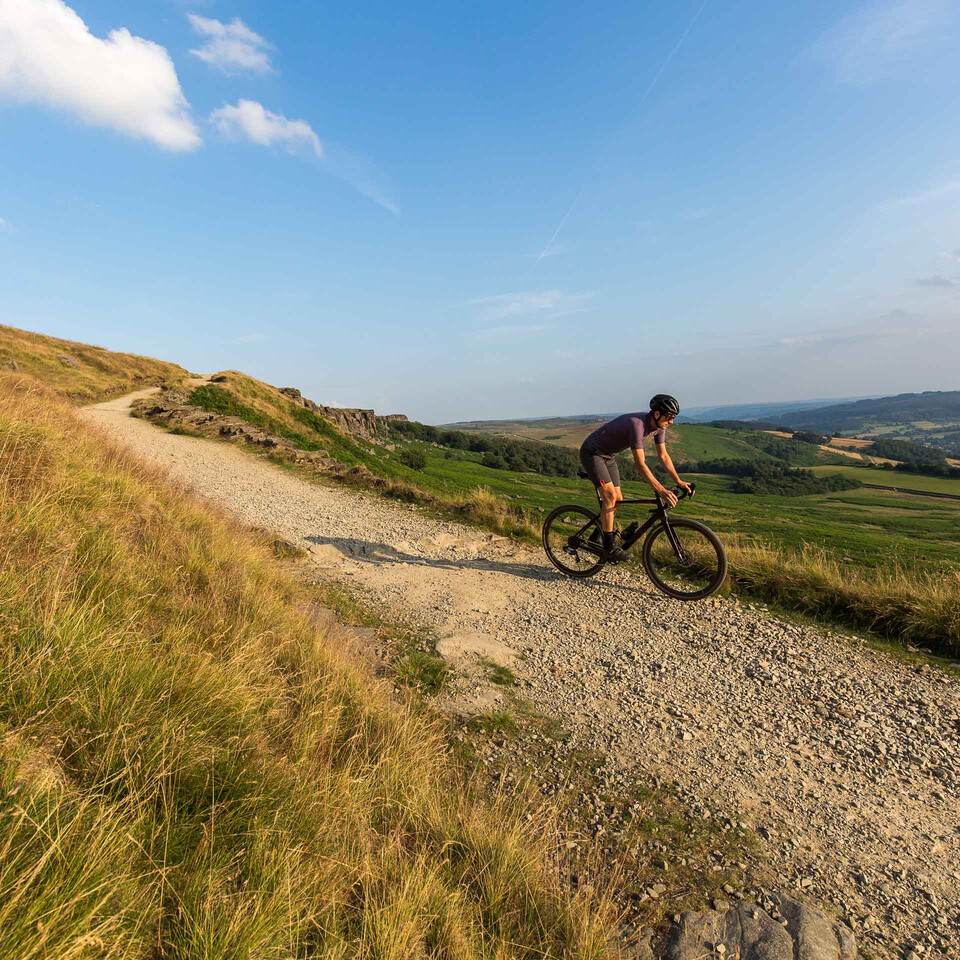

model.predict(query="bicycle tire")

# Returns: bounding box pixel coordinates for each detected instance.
[542,504,606,578]
[641,518,727,600]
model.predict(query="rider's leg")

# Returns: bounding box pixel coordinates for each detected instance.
[598,483,629,561]
[598,482,618,532]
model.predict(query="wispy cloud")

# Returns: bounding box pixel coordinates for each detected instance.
[187,14,273,74]
[802,0,954,85]
[939,248,960,262]
[322,144,400,216]
[210,100,322,157]
[914,274,960,287]
[888,179,960,207]
[209,103,400,214]
[0,218,12,232]
[473,324,553,343]
[0,0,200,151]
[467,289,595,323]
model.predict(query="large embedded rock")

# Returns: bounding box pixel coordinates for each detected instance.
[663,892,856,960]
[57,354,79,367]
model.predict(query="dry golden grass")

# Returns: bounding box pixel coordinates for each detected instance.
[0,371,618,959]
[0,323,188,403]
[719,535,960,654]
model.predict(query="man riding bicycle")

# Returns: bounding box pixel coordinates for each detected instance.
[579,394,693,562]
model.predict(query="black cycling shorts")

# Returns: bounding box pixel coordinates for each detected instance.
[579,446,621,489]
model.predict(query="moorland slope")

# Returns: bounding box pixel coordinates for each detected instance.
[0,370,616,958]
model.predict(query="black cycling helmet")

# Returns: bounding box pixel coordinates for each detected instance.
[649,394,680,417]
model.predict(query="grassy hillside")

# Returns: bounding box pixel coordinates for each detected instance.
[781,390,960,457]
[434,414,846,466]
[781,390,960,432]
[0,370,615,958]
[806,465,960,496]
[0,323,189,402]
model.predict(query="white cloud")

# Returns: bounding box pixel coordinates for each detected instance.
[803,0,953,84]
[0,218,12,232]
[187,14,273,74]
[0,0,200,151]
[210,100,322,157]
[914,274,960,287]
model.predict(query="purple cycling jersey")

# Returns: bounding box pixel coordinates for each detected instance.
[582,412,665,456]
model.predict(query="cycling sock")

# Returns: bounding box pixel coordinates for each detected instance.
[602,530,614,552]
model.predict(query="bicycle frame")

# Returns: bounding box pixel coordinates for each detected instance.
[567,485,692,562]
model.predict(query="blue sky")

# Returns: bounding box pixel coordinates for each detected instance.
[1,0,958,422]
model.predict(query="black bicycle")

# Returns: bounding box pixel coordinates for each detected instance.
[541,474,727,600]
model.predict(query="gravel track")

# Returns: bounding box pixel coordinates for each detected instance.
[81,390,960,959]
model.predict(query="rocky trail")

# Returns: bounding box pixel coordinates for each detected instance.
[81,388,960,959]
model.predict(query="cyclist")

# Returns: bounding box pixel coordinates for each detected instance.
[579,394,693,562]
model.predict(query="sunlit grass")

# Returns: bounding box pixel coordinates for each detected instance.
[0,372,617,958]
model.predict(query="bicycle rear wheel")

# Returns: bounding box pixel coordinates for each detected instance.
[641,518,727,600]
[542,504,606,578]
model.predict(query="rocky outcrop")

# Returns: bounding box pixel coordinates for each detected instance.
[1,360,17,371]
[57,355,79,368]
[663,891,856,960]
[134,388,348,469]
[135,390,297,453]
[279,387,407,439]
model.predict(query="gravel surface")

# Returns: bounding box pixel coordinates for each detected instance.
[82,390,960,959]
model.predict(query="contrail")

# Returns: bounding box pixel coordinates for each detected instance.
[532,189,583,267]
[638,0,710,107]
[529,0,710,272]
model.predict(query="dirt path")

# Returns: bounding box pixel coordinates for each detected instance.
[80,389,960,959]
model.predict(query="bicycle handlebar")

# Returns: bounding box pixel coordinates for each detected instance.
[658,481,696,507]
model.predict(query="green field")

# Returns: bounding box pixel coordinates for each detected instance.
[177,375,960,579]
[440,417,849,466]
[410,450,960,575]
[806,465,960,496]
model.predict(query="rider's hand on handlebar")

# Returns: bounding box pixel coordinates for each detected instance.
[658,486,679,508]
[678,480,694,498]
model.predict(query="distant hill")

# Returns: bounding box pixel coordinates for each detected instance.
[781,391,960,428]
[680,396,875,422]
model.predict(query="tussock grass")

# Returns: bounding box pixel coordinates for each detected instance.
[0,323,188,403]
[720,536,960,654]
[0,372,617,958]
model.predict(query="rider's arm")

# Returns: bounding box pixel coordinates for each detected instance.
[632,446,670,494]
[656,444,694,496]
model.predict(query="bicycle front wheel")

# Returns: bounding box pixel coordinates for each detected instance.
[641,518,727,600]
[542,504,606,578]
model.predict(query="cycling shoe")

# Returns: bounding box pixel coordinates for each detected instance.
[605,545,631,563]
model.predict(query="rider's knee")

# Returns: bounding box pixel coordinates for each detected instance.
[600,486,618,507]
